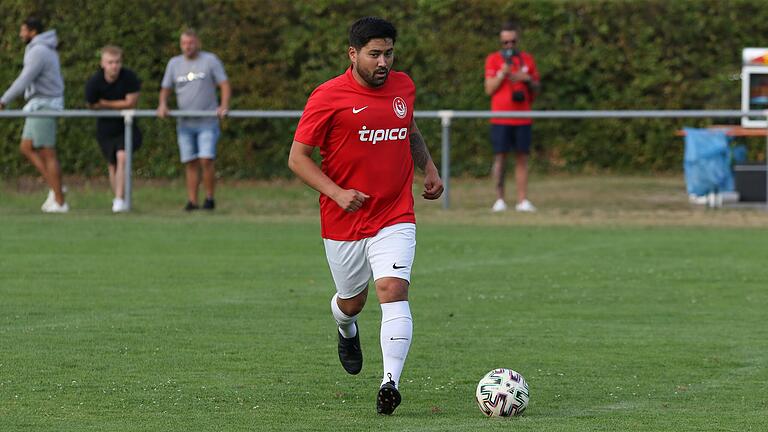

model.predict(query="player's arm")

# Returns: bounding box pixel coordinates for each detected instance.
[288,140,369,212]
[217,80,231,118]
[528,80,541,96]
[93,92,140,109]
[409,118,443,200]
[484,63,509,96]
[157,87,171,118]
[1,50,44,107]
[527,59,541,96]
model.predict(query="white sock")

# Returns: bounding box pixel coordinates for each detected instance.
[331,294,357,338]
[380,301,412,388]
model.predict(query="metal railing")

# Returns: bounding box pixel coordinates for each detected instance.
[2,109,767,210]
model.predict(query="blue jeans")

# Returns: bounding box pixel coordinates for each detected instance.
[177,123,220,163]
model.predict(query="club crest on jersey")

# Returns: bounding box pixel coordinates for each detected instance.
[393,97,407,119]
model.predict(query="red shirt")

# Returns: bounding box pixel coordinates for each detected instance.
[485,51,539,125]
[294,67,416,241]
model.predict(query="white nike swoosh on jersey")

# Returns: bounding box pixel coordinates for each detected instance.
[352,106,368,114]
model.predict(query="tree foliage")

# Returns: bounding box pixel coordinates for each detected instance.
[1,0,766,178]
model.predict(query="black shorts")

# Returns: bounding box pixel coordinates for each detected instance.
[490,124,532,155]
[98,128,142,165]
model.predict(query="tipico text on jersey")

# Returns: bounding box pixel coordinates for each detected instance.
[358,126,408,145]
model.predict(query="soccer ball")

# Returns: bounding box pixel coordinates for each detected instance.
[475,368,529,417]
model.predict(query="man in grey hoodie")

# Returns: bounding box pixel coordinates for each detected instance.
[0,17,68,213]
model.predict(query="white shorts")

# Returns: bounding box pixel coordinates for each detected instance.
[323,223,416,299]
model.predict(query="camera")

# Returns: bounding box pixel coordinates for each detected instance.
[501,49,528,103]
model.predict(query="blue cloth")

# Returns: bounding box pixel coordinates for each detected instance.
[490,124,532,154]
[683,128,734,196]
[731,144,748,164]
[176,123,220,163]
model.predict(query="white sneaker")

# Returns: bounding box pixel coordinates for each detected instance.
[42,201,69,213]
[688,194,707,205]
[42,190,55,210]
[41,186,68,210]
[492,199,508,212]
[112,198,128,213]
[515,199,537,212]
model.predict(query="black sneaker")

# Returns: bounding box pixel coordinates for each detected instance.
[203,198,215,210]
[376,375,401,415]
[337,322,362,375]
[184,201,199,211]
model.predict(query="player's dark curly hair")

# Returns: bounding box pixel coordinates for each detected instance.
[348,17,397,50]
[23,16,45,33]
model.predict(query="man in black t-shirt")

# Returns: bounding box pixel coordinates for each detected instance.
[85,45,142,213]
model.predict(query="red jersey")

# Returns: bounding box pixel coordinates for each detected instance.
[485,50,539,125]
[294,67,416,241]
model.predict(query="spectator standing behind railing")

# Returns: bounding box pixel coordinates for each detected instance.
[157,29,230,211]
[0,16,68,213]
[85,45,142,213]
[484,20,540,213]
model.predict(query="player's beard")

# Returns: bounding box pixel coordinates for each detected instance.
[362,66,389,88]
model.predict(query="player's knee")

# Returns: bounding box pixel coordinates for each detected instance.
[342,303,364,317]
[376,278,409,302]
[38,148,56,160]
[338,294,366,316]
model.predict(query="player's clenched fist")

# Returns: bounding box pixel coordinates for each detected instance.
[422,168,443,200]
[333,189,370,212]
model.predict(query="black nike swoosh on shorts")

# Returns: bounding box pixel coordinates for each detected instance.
[392,264,407,269]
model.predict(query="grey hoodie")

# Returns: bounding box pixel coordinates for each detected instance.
[1,30,65,105]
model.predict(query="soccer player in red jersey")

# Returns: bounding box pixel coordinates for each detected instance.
[288,16,443,415]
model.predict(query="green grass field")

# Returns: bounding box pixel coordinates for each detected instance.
[1,176,767,431]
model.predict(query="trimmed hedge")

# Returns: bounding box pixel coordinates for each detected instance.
[2,0,767,178]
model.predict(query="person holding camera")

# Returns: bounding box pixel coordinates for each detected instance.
[484,21,540,212]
